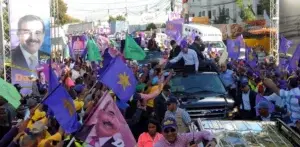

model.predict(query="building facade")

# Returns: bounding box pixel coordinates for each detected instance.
[188,0,261,24]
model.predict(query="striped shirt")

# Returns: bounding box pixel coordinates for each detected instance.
[279,87,300,123]
[154,131,214,147]
[164,108,192,126]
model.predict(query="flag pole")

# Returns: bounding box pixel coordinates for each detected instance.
[66,137,76,147]
[31,83,62,112]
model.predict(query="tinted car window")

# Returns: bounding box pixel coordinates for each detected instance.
[137,51,162,65]
[169,73,226,94]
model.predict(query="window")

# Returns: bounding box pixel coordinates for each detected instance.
[257,4,263,15]
[208,10,212,19]
[213,10,216,16]
[202,11,205,16]
[225,8,229,16]
[199,12,201,17]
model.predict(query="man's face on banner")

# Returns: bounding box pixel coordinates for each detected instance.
[18,20,45,54]
[96,99,121,137]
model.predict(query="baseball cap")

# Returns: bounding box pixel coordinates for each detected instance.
[167,97,177,105]
[240,78,249,88]
[74,84,85,94]
[162,117,177,130]
[180,40,188,49]
[255,101,269,109]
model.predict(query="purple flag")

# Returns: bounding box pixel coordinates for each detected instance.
[99,57,137,102]
[255,94,275,116]
[279,35,292,54]
[191,31,196,40]
[175,31,182,44]
[226,39,240,59]
[245,47,257,68]
[279,57,290,70]
[289,44,300,71]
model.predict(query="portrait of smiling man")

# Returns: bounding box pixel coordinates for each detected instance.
[85,96,126,147]
[11,14,49,70]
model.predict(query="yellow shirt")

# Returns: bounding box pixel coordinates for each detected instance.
[146,84,163,108]
[38,132,62,147]
[74,98,84,111]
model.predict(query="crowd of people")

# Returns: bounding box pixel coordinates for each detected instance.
[0,32,299,147]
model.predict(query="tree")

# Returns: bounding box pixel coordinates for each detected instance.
[108,15,126,23]
[259,0,271,17]
[161,23,166,28]
[51,0,81,25]
[3,5,10,41]
[236,0,256,21]
[146,23,157,31]
[213,6,229,24]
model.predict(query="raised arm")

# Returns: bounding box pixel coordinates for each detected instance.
[193,51,199,71]
[170,52,183,63]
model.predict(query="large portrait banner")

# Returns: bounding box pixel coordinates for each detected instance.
[9,0,51,94]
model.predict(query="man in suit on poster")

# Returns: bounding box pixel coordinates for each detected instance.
[11,15,49,70]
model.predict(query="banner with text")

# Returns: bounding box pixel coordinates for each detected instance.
[9,0,51,94]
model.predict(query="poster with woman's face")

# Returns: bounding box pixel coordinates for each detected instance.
[72,36,85,55]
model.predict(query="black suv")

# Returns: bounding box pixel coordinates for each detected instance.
[169,72,234,120]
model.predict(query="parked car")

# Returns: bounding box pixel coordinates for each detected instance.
[194,119,300,147]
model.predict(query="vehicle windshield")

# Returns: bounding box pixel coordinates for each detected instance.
[137,51,162,65]
[204,41,226,48]
[169,73,226,94]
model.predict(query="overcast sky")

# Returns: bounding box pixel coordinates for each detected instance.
[64,0,181,24]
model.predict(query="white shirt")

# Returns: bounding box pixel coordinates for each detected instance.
[71,69,80,81]
[279,87,300,123]
[265,93,284,107]
[20,46,38,67]
[183,3,189,14]
[170,49,199,71]
[240,91,251,111]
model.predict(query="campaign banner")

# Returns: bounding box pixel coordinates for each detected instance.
[166,19,183,40]
[71,35,86,55]
[76,92,136,147]
[9,0,51,94]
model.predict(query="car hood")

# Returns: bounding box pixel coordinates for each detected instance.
[179,94,234,108]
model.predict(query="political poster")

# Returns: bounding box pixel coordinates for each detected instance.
[76,92,136,147]
[9,0,51,94]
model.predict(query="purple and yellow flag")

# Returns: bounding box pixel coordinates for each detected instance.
[99,57,137,102]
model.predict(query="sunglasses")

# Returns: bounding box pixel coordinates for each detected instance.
[164,128,176,134]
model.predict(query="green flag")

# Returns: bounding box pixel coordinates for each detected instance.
[0,78,21,108]
[87,39,102,61]
[124,34,146,60]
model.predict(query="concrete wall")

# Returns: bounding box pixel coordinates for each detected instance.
[188,0,258,24]
[280,0,300,54]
